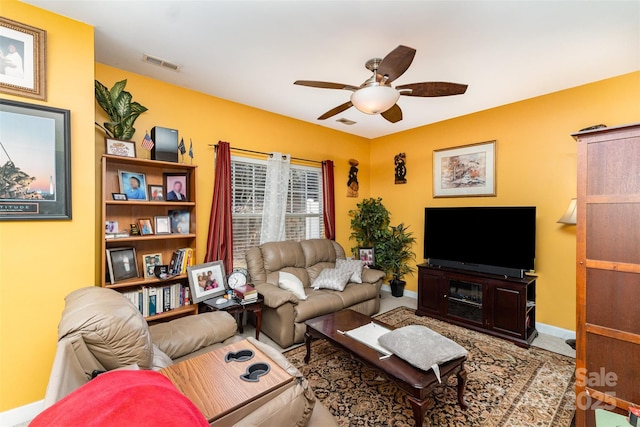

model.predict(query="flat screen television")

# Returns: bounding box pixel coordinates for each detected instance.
[424,206,536,278]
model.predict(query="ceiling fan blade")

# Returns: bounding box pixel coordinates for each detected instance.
[318,101,353,120]
[294,80,359,91]
[376,45,416,84]
[396,82,468,97]
[381,104,402,123]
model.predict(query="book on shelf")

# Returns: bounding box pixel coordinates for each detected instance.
[233,284,257,301]
[122,283,191,318]
[168,247,194,275]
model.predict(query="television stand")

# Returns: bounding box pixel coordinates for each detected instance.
[416,264,537,348]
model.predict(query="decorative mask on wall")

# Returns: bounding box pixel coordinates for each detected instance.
[395,152,407,184]
[347,159,359,197]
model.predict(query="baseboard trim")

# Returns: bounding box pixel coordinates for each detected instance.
[0,399,43,426]
[536,322,576,340]
[380,284,417,299]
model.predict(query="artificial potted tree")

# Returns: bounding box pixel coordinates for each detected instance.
[349,197,390,265]
[95,79,148,141]
[377,223,417,297]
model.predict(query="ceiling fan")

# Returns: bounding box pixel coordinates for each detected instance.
[294,45,468,123]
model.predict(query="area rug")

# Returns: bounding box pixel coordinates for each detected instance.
[284,306,575,426]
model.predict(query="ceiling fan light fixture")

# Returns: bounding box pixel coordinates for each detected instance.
[350,85,400,115]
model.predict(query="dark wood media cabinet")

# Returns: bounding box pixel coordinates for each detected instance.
[416,264,537,348]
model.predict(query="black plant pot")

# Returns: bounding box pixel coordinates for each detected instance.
[390,279,406,297]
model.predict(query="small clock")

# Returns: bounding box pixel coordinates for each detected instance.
[227,268,248,289]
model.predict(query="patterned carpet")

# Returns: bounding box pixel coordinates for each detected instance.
[284,307,575,426]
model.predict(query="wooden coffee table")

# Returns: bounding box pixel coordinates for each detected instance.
[160,339,294,425]
[304,309,468,426]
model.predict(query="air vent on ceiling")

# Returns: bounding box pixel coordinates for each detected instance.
[142,54,180,71]
[336,118,356,125]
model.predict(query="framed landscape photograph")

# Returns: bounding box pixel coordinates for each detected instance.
[106,247,139,283]
[142,253,162,279]
[118,170,148,200]
[187,261,227,303]
[164,173,188,201]
[0,99,71,220]
[106,138,136,158]
[168,209,190,234]
[433,140,496,198]
[0,17,46,100]
[358,247,375,267]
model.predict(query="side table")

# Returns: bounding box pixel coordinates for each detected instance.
[201,294,263,340]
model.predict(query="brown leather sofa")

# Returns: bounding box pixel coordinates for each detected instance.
[42,286,337,426]
[246,239,386,348]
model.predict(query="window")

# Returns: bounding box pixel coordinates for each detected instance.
[231,156,324,267]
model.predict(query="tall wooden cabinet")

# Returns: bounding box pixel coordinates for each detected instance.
[101,155,198,323]
[574,123,640,426]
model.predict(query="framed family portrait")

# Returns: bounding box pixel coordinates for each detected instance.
[358,247,375,267]
[187,261,227,303]
[106,247,139,284]
[164,173,188,201]
[168,209,190,234]
[106,138,136,158]
[0,17,46,100]
[142,253,162,279]
[118,170,148,200]
[433,140,496,198]
[0,99,71,220]
[149,185,164,201]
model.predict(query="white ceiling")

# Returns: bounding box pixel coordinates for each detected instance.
[23,0,640,139]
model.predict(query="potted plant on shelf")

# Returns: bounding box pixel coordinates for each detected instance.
[349,197,390,265]
[95,79,148,141]
[376,223,417,297]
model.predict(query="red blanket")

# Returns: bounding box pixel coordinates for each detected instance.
[31,370,208,426]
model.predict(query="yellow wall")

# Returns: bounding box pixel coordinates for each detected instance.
[0,0,96,411]
[370,71,640,330]
[2,0,639,413]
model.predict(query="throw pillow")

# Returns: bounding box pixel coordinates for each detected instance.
[311,268,352,291]
[335,258,365,283]
[378,325,468,382]
[278,272,307,300]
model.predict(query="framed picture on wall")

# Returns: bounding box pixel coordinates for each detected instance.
[433,140,496,198]
[0,17,46,100]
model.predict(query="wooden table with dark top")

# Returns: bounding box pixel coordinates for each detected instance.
[304,309,468,426]
[201,294,264,340]
[160,339,294,425]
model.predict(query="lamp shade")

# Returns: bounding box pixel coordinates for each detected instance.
[350,85,400,115]
[557,198,577,224]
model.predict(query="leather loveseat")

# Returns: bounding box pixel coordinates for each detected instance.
[246,238,386,348]
[42,286,337,426]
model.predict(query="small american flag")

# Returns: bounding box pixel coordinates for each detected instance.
[141,131,154,151]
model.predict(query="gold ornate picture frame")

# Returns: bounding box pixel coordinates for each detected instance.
[433,140,496,198]
[0,17,46,100]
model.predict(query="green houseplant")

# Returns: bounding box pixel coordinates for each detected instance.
[376,223,417,297]
[349,197,390,261]
[95,79,148,141]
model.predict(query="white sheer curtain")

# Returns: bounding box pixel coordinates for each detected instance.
[260,152,290,244]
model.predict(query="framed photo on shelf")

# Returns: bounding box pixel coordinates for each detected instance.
[106,138,136,158]
[187,261,227,303]
[358,247,375,267]
[106,247,139,283]
[0,17,46,100]
[138,218,153,235]
[118,170,148,200]
[142,253,162,279]
[105,220,119,233]
[112,193,128,201]
[0,99,71,220]
[164,173,188,201]
[433,140,496,198]
[168,209,190,234]
[148,185,164,201]
[154,215,171,234]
